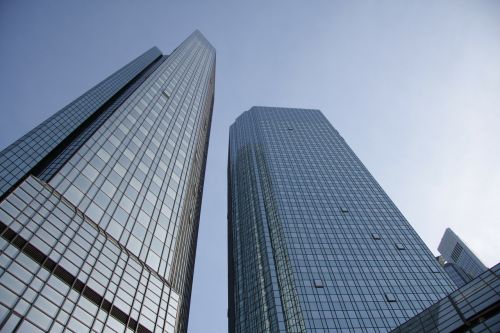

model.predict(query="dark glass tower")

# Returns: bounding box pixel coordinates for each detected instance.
[228,107,456,332]
[0,30,215,333]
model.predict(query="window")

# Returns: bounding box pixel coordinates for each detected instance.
[451,243,463,262]
[385,293,396,302]
[313,280,324,288]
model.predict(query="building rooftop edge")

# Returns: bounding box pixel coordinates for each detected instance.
[230,106,323,126]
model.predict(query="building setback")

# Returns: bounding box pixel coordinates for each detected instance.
[0,30,215,333]
[228,107,456,332]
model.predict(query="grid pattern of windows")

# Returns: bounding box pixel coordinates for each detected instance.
[0,30,215,332]
[37,55,169,181]
[0,47,162,198]
[451,244,464,262]
[392,263,500,333]
[228,107,456,332]
[48,30,215,332]
[50,29,214,280]
[0,176,179,333]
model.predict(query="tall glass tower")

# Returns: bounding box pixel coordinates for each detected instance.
[228,107,456,332]
[0,30,215,333]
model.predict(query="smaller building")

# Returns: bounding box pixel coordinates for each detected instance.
[443,262,473,288]
[438,228,487,279]
[391,263,500,333]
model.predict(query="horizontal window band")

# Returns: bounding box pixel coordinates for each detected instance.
[0,220,152,333]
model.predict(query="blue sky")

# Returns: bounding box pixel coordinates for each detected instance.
[1,1,499,332]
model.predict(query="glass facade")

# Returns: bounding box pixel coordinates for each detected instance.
[438,228,487,279]
[0,176,179,332]
[0,47,162,199]
[0,30,215,333]
[228,107,456,332]
[391,263,500,333]
[37,53,168,182]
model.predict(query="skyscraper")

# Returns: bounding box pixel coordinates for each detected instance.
[228,107,456,332]
[438,228,487,280]
[0,30,215,333]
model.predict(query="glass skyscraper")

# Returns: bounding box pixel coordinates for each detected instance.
[228,107,456,332]
[0,30,215,333]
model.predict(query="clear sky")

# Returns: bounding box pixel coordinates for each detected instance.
[1,1,499,332]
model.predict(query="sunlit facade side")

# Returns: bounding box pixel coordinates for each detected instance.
[0,30,215,333]
[0,47,162,199]
[228,107,456,332]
